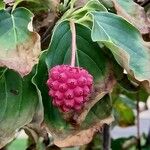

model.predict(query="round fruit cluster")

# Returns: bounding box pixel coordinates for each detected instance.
[47,65,93,112]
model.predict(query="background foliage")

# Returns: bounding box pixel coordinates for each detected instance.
[0,0,150,149]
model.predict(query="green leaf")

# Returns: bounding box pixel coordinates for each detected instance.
[0,67,7,77]
[111,82,149,103]
[0,8,33,49]
[13,0,50,13]
[118,74,139,92]
[122,87,149,102]
[112,137,136,150]
[0,69,38,148]
[99,0,114,9]
[113,95,135,126]
[7,139,27,150]
[71,0,107,18]
[46,21,109,82]
[34,51,67,130]
[91,12,150,88]
[0,7,40,76]
[83,95,112,127]
[112,135,150,149]
[45,20,112,123]
[0,1,5,10]
[109,54,139,92]
[34,21,114,147]
[62,0,107,28]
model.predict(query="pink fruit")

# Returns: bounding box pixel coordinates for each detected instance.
[47,65,93,112]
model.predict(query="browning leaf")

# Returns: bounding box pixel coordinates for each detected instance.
[0,8,41,76]
[111,0,150,34]
[3,0,14,4]
[53,116,113,148]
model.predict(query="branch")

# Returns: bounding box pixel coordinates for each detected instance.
[141,0,150,7]
[136,93,141,150]
[102,124,111,150]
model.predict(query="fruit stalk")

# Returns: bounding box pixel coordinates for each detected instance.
[70,20,76,67]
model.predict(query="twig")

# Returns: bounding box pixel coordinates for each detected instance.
[6,6,12,13]
[146,127,150,145]
[141,0,150,7]
[41,15,59,44]
[0,147,7,150]
[26,143,36,150]
[102,124,111,150]
[136,93,141,150]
